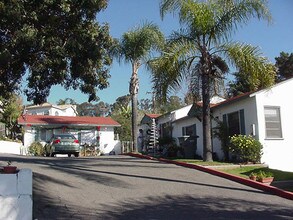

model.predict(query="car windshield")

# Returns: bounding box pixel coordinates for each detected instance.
[53,134,76,140]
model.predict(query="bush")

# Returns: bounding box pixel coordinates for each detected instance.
[28,141,45,156]
[229,135,263,163]
[256,170,274,181]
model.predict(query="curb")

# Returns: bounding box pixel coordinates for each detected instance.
[126,153,293,200]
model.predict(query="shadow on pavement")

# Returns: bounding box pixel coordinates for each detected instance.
[98,195,293,220]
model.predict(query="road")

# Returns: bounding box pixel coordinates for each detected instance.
[1,154,293,220]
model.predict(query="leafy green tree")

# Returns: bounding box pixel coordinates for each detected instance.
[0,94,23,139]
[227,71,252,97]
[158,95,184,113]
[112,22,164,151]
[0,0,113,104]
[275,52,293,81]
[77,101,110,117]
[110,95,132,141]
[139,95,184,114]
[150,0,275,161]
[228,63,277,97]
[110,94,131,113]
[56,98,77,105]
[139,98,154,113]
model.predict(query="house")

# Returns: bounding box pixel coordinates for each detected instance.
[141,78,293,172]
[138,113,161,151]
[25,103,77,116]
[209,78,293,172]
[18,115,121,155]
[140,113,161,133]
[139,97,224,155]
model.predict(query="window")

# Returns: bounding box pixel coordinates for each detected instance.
[223,109,245,136]
[44,110,49,115]
[160,122,172,137]
[182,124,196,136]
[35,129,46,142]
[227,111,240,136]
[264,107,282,139]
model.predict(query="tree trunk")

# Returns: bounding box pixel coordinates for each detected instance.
[201,53,213,162]
[129,63,139,152]
[131,92,138,152]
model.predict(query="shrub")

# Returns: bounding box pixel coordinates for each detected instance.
[256,170,274,181]
[28,141,45,156]
[229,135,263,163]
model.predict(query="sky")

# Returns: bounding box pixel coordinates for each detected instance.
[22,0,293,105]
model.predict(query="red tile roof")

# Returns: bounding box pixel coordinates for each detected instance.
[211,92,253,108]
[18,115,120,126]
[145,113,161,118]
[195,102,217,108]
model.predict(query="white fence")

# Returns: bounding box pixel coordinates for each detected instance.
[0,169,33,220]
[121,141,134,153]
[0,141,25,155]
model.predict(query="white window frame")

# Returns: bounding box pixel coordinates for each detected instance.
[264,106,283,139]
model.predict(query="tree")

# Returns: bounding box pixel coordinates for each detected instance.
[158,95,184,113]
[110,94,131,113]
[56,98,77,105]
[77,101,110,117]
[139,98,154,113]
[110,95,132,141]
[275,52,293,81]
[112,22,164,151]
[0,0,113,104]
[151,0,275,161]
[228,71,254,97]
[0,94,23,139]
[228,62,278,97]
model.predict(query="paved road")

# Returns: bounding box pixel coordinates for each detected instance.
[1,154,293,220]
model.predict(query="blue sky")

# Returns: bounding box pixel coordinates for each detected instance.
[22,0,293,105]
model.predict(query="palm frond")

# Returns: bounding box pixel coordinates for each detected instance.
[209,0,272,43]
[160,0,187,19]
[147,32,201,101]
[114,21,165,65]
[224,42,276,90]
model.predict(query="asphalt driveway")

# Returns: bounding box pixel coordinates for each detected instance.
[1,154,292,219]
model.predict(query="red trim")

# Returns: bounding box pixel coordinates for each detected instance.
[18,115,120,126]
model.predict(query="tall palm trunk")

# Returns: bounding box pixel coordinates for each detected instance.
[201,51,213,162]
[130,63,139,152]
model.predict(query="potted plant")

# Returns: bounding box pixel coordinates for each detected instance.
[249,172,257,181]
[256,170,274,185]
[3,160,18,174]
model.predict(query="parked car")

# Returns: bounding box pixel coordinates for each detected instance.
[45,134,80,157]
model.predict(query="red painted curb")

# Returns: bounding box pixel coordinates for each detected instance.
[125,153,293,200]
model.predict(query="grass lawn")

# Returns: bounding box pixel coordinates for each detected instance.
[221,166,293,192]
[172,159,293,191]
[221,166,293,181]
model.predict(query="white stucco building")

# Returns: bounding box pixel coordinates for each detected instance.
[25,103,77,116]
[140,78,293,172]
[18,115,121,155]
[210,78,293,172]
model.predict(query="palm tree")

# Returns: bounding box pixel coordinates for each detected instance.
[112,22,164,151]
[150,0,275,161]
